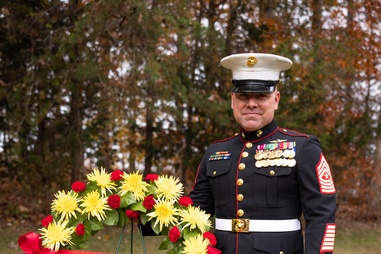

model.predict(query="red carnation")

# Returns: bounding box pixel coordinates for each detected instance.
[41,215,53,227]
[75,223,85,236]
[168,226,181,243]
[179,196,193,206]
[145,174,159,182]
[142,195,156,210]
[110,170,124,181]
[203,232,217,246]
[72,181,86,193]
[125,210,139,219]
[108,194,121,209]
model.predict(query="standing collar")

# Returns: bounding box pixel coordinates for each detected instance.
[239,120,278,142]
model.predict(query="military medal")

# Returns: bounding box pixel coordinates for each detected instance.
[255,160,263,168]
[255,141,297,168]
[275,150,283,158]
[283,149,291,158]
[288,159,296,167]
[254,152,263,160]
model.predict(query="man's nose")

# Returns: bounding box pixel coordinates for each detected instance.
[247,97,258,107]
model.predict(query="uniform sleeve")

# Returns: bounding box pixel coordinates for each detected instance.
[297,136,336,254]
[189,152,215,216]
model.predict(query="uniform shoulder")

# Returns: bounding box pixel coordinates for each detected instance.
[278,127,311,138]
[210,133,240,145]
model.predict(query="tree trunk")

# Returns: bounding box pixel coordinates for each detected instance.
[144,87,154,176]
[69,85,84,182]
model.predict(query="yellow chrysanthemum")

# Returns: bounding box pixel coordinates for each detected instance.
[51,190,82,222]
[181,234,209,254]
[180,206,211,233]
[80,190,111,221]
[87,167,117,196]
[119,171,148,201]
[39,220,75,251]
[155,175,184,201]
[147,199,179,231]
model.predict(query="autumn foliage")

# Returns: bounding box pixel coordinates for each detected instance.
[0,0,380,224]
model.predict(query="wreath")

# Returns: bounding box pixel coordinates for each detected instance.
[18,168,220,254]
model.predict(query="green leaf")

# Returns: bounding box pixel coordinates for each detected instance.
[103,209,119,225]
[182,227,200,241]
[76,213,85,222]
[117,209,128,227]
[151,220,161,235]
[66,217,81,228]
[70,230,90,245]
[87,219,104,231]
[140,213,149,225]
[120,192,136,207]
[161,226,169,236]
[77,242,89,250]
[147,184,157,194]
[158,237,171,250]
[129,202,147,213]
[81,182,100,196]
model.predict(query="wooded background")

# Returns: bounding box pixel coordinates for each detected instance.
[1,0,380,223]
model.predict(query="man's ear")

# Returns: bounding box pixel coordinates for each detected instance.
[274,91,280,110]
[231,92,234,109]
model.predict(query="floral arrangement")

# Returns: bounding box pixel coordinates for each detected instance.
[19,168,220,254]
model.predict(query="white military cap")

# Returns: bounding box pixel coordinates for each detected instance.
[220,53,292,93]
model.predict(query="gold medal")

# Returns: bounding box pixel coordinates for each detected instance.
[282,149,291,158]
[270,159,277,166]
[276,158,284,167]
[275,150,283,158]
[254,153,262,160]
[288,159,296,167]
[255,160,263,168]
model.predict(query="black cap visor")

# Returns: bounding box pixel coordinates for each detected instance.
[232,79,279,93]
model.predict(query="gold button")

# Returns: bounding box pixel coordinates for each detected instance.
[237,179,244,186]
[238,163,246,170]
[246,142,253,148]
[270,170,275,176]
[242,151,249,158]
[213,171,217,176]
[280,251,284,254]
[237,194,244,201]
[237,209,244,217]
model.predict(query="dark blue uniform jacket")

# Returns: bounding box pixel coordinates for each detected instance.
[190,120,336,254]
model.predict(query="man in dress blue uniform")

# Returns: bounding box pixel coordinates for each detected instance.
[190,53,336,254]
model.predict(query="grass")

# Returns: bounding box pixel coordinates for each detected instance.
[3,219,381,253]
[334,221,381,254]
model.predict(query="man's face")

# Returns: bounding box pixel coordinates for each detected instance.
[231,91,280,132]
